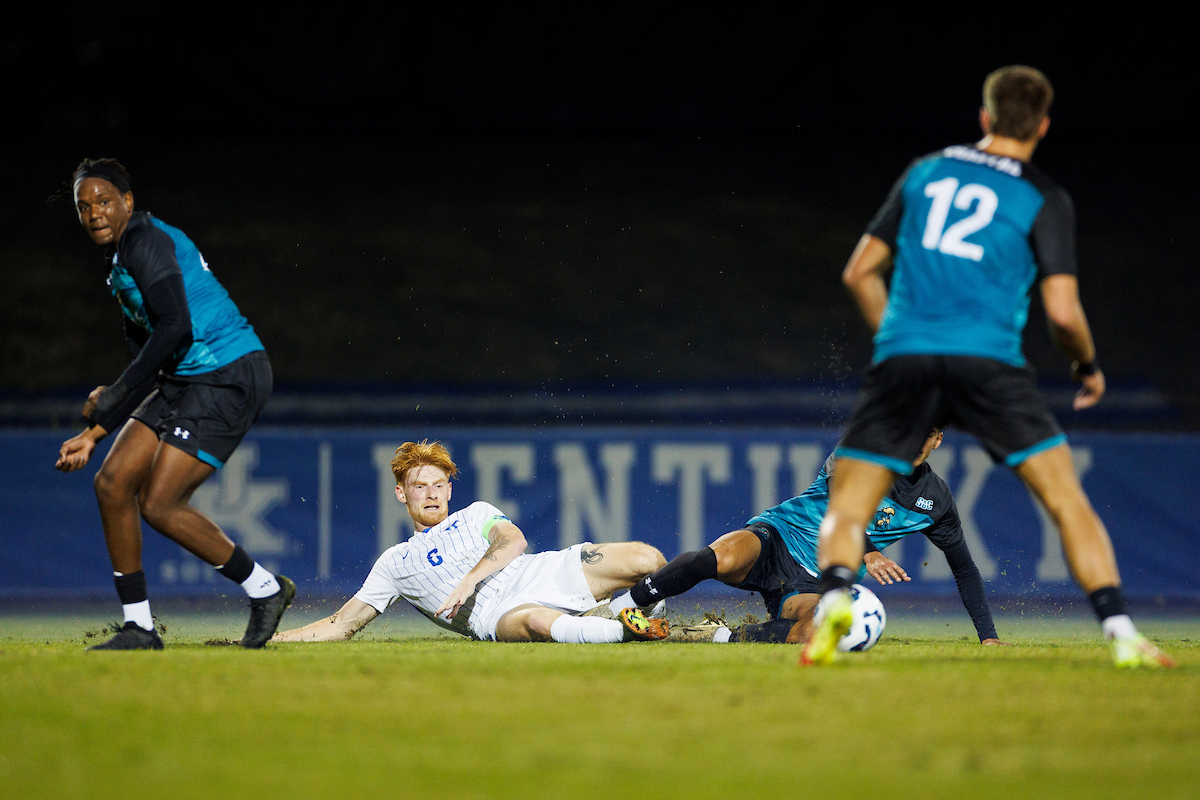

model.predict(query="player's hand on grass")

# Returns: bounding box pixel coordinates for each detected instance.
[864,551,910,585]
[981,638,1012,646]
[436,578,479,620]
[1071,368,1105,410]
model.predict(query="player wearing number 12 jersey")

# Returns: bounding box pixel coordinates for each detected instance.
[802,65,1174,668]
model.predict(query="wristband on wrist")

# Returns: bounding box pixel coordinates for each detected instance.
[1073,360,1098,377]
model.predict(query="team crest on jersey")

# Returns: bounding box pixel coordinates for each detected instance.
[874,506,896,529]
[916,497,934,511]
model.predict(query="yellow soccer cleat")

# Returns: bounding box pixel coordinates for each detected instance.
[799,589,853,666]
[1112,634,1177,669]
[618,608,669,641]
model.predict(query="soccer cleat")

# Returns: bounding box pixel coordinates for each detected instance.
[88,621,163,651]
[799,589,853,666]
[1112,634,1177,669]
[583,598,666,620]
[668,615,730,643]
[240,575,296,649]
[618,608,669,641]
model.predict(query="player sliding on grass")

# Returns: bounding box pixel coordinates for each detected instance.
[55,159,292,651]
[608,428,1004,645]
[273,440,669,644]
[803,66,1174,668]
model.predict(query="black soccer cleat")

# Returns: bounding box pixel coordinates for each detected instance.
[240,575,296,649]
[88,621,164,651]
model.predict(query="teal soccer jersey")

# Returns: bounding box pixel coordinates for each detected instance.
[746,453,962,576]
[866,145,1077,366]
[107,212,264,376]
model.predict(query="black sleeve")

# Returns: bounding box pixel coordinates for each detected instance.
[939,538,999,642]
[864,161,916,250]
[117,272,192,389]
[1030,184,1077,279]
[123,315,148,359]
[90,371,158,433]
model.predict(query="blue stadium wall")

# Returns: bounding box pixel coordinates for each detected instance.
[2,427,1196,602]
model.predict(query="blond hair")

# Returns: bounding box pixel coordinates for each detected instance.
[390,440,458,485]
[983,65,1054,141]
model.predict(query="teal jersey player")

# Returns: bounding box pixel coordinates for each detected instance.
[749,451,956,578]
[866,145,1077,367]
[106,212,264,377]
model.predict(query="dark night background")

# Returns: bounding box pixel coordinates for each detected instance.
[2,7,1197,428]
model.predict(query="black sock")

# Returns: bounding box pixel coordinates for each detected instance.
[216,545,254,585]
[113,570,148,605]
[816,565,857,595]
[733,617,795,643]
[630,547,718,607]
[1088,586,1128,622]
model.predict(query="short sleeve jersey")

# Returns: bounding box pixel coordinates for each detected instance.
[354,502,511,635]
[747,453,964,575]
[866,145,1077,366]
[107,212,264,375]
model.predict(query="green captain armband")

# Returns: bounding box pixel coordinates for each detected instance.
[480,515,510,541]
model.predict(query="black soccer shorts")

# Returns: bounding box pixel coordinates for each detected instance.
[838,354,1066,473]
[132,350,273,468]
[737,521,821,619]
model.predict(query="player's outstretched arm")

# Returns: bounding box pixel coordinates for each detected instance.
[435,520,528,621]
[271,598,379,642]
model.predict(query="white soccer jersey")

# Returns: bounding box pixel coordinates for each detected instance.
[354,501,520,637]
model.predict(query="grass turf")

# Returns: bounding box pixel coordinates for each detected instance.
[1,603,1198,800]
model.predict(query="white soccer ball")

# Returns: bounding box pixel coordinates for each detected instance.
[816,583,886,652]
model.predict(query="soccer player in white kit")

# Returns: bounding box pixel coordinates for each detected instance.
[273,440,670,643]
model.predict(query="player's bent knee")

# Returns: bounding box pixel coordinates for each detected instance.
[633,542,667,574]
[495,605,556,643]
[93,467,134,507]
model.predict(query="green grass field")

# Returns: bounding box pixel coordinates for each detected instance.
[2,600,1197,800]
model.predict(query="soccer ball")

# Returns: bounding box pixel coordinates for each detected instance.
[816,584,886,651]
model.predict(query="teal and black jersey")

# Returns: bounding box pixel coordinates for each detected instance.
[866,145,1077,367]
[107,212,264,377]
[748,453,961,577]
[746,450,999,641]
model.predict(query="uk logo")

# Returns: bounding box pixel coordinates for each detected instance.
[173,426,191,440]
[916,497,934,511]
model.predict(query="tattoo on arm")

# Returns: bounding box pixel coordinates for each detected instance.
[580,545,605,564]
[483,532,512,563]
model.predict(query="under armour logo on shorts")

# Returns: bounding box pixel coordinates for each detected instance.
[173,427,191,440]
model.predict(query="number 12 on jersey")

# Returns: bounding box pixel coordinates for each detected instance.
[921,177,998,262]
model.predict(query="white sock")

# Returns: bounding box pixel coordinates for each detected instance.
[608,591,638,615]
[712,626,732,643]
[123,600,154,631]
[550,615,626,643]
[1102,614,1138,640]
[241,564,281,599]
